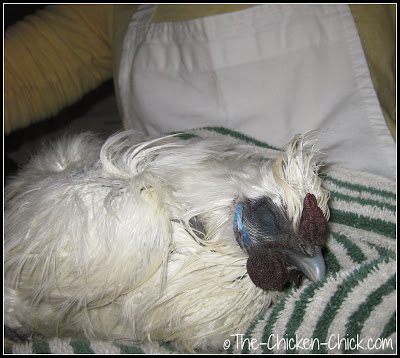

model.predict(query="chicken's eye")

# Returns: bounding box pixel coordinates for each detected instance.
[247,197,286,236]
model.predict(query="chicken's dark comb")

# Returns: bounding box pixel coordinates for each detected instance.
[298,193,328,247]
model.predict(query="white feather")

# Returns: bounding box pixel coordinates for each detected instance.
[4,130,329,351]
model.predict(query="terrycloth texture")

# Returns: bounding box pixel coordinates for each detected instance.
[4,5,396,139]
[4,127,396,354]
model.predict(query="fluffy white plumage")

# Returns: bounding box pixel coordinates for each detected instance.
[4,130,329,351]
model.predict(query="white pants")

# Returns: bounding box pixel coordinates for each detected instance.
[119,4,395,179]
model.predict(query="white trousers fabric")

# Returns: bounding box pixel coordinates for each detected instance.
[119,4,395,179]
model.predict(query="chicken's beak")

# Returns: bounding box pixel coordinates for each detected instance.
[285,247,326,282]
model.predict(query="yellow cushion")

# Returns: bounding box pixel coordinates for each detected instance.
[350,4,396,140]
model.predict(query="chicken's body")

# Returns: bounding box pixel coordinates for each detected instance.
[4,130,329,351]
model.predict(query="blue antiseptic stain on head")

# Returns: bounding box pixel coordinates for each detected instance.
[233,203,251,247]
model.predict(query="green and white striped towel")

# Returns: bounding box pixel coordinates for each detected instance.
[4,127,396,354]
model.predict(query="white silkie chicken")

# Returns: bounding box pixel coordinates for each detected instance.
[4,130,329,351]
